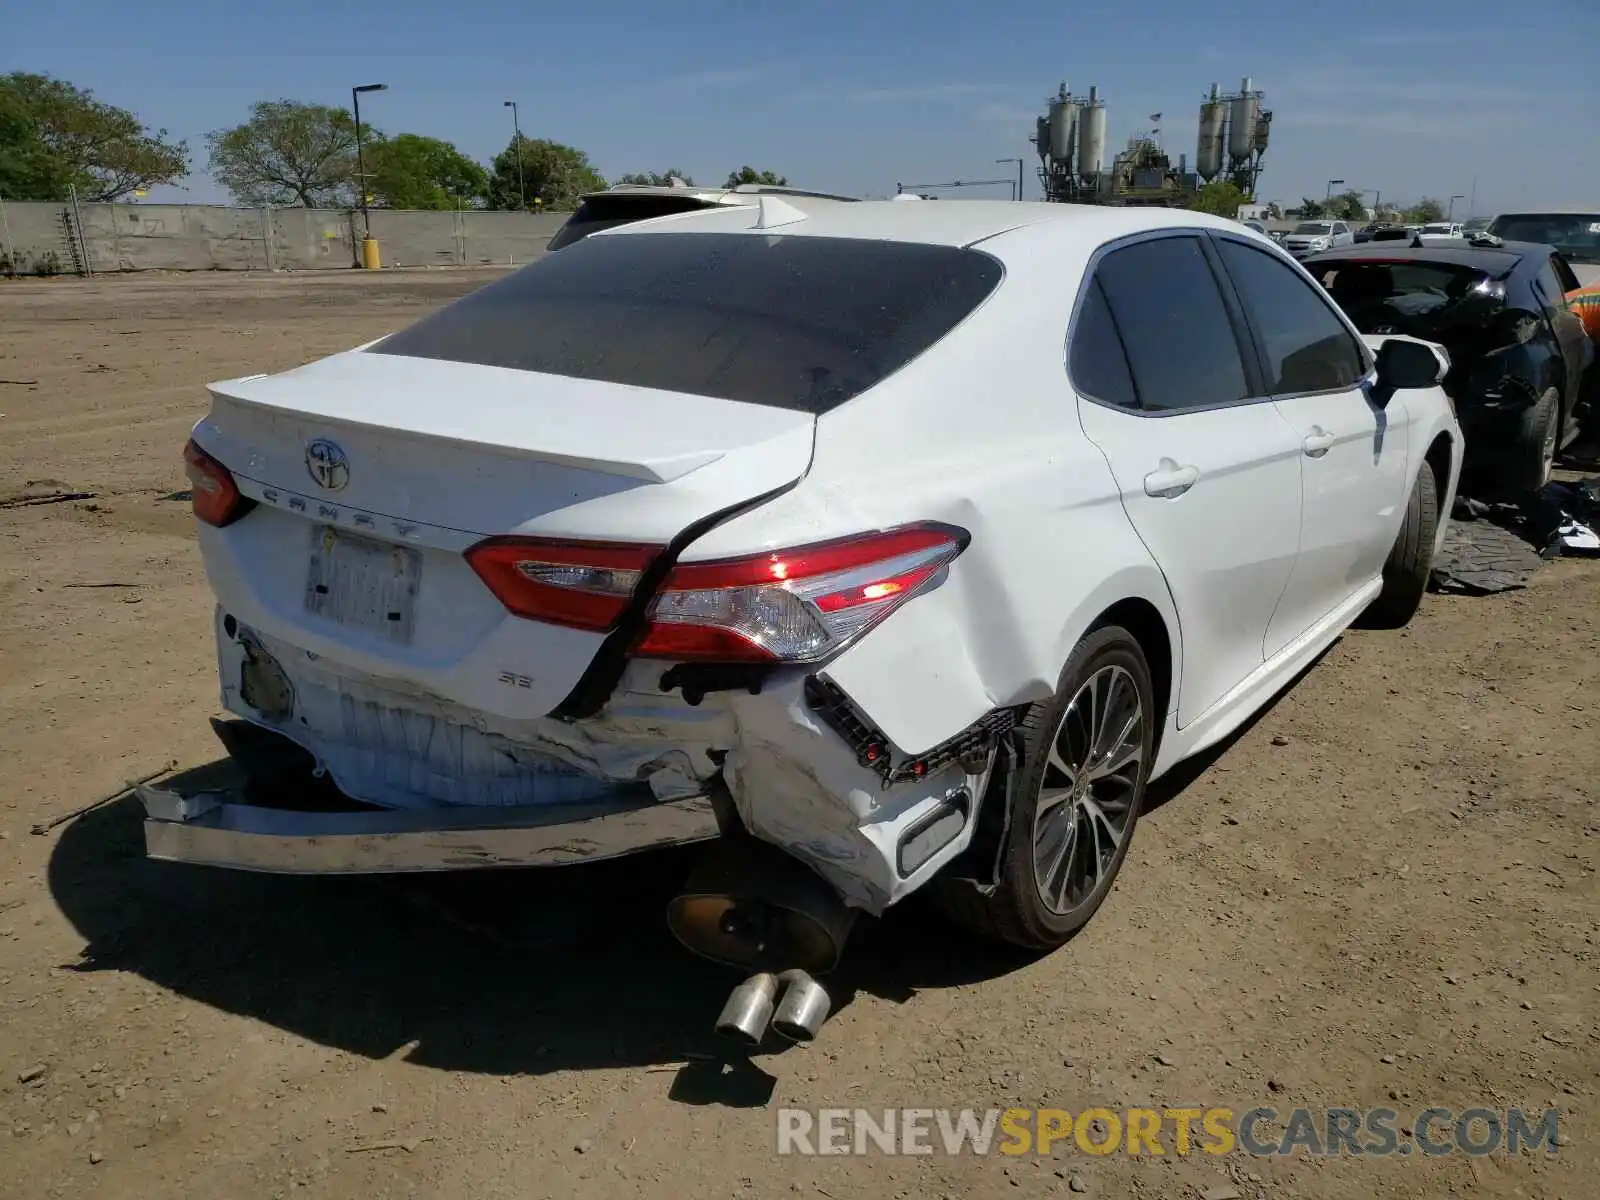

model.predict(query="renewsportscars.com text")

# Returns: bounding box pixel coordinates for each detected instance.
[775,1106,1561,1158]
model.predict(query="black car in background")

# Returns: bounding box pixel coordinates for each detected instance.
[1303,239,1592,493]
[1355,223,1409,244]
[1484,210,1600,286]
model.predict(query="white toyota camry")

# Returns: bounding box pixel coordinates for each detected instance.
[160,197,1462,1041]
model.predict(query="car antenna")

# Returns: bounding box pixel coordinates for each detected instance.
[755,194,808,230]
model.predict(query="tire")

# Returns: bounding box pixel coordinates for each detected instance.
[1509,386,1560,495]
[933,626,1155,951]
[1363,460,1439,630]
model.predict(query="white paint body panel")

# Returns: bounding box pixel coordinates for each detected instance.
[188,200,1463,913]
[1263,385,1410,659]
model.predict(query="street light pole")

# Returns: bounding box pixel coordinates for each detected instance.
[1447,194,1465,221]
[504,101,525,209]
[351,83,387,267]
[1325,177,1344,204]
[996,157,1024,201]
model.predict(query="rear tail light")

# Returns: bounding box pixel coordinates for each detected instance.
[183,438,250,527]
[637,523,967,663]
[464,537,662,632]
[465,524,968,661]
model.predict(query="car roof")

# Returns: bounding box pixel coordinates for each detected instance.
[1488,205,1600,216]
[578,183,860,206]
[596,198,1258,250]
[1300,239,1554,277]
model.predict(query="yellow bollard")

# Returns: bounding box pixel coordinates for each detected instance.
[361,238,381,269]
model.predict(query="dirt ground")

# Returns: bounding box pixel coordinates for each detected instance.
[1,270,1595,1200]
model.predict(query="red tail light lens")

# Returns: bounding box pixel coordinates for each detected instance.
[464,537,663,632]
[635,523,967,663]
[183,438,248,527]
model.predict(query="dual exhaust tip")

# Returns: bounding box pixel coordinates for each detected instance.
[715,968,831,1045]
[667,833,852,1047]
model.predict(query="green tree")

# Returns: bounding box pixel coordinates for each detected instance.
[1264,201,1283,219]
[367,133,487,209]
[487,135,605,209]
[1186,180,1246,217]
[1405,197,1446,223]
[616,168,695,187]
[208,100,363,208]
[724,166,787,188]
[1295,197,1327,219]
[1325,189,1369,221]
[0,72,186,201]
[0,84,65,199]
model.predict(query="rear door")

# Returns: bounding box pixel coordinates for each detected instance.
[1072,233,1303,728]
[1532,254,1589,419]
[1210,234,1406,658]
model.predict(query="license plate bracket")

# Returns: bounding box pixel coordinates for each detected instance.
[304,526,422,645]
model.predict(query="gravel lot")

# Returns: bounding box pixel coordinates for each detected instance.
[1,270,1595,1200]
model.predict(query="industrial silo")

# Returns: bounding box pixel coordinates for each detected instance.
[1077,85,1107,177]
[1196,83,1225,181]
[1228,76,1258,163]
[1048,86,1077,165]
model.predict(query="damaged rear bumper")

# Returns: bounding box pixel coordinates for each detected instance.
[139,780,719,874]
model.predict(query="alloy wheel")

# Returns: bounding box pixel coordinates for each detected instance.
[1031,664,1144,915]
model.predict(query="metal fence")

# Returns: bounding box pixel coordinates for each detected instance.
[0,199,570,276]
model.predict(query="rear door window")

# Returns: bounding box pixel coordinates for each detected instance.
[371,232,1003,413]
[1068,279,1137,408]
[1215,239,1369,393]
[1090,235,1252,412]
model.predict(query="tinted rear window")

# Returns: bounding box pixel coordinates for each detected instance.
[547,194,722,250]
[371,233,1003,413]
[1486,213,1600,265]
[1311,260,1495,335]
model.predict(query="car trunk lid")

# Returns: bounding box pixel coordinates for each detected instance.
[193,350,815,717]
[199,349,816,540]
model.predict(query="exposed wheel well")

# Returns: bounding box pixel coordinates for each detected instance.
[1089,598,1174,757]
[1424,432,1453,521]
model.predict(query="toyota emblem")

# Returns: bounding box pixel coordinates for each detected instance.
[305,438,350,491]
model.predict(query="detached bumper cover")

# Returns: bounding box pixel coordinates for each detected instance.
[139,782,719,875]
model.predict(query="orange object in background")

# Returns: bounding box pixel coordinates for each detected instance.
[1566,284,1600,342]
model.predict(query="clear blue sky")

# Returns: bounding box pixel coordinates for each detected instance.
[7,0,1597,215]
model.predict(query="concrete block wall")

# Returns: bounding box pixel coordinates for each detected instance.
[0,200,566,274]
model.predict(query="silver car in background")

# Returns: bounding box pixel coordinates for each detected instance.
[1282,220,1355,259]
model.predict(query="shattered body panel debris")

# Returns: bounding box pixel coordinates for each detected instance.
[217,616,990,912]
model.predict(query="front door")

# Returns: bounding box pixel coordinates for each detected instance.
[1071,234,1303,728]
[1210,235,1410,658]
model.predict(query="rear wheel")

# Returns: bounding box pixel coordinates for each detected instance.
[1364,460,1439,629]
[1509,386,1560,494]
[933,626,1154,950]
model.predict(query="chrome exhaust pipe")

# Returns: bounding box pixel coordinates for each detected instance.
[715,972,779,1045]
[771,969,831,1043]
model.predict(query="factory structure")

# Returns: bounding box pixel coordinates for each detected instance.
[1032,77,1271,206]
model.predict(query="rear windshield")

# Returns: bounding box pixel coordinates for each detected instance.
[1485,212,1600,264]
[546,194,723,251]
[370,232,1004,413]
[1310,260,1495,335]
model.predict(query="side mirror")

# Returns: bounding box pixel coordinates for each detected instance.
[1373,338,1447,399]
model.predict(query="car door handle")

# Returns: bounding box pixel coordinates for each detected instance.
[1303,427,1335,457]
[1143,459,1200,499]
